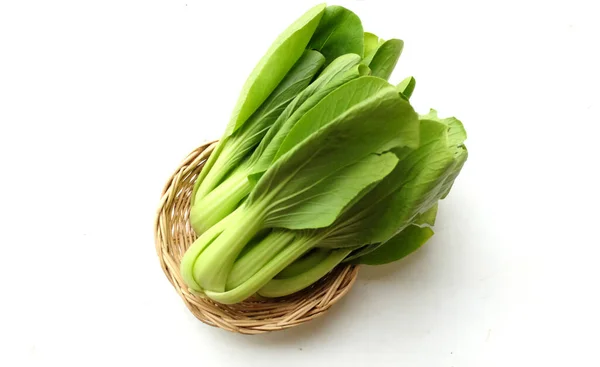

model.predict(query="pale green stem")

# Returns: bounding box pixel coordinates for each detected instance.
[226,230,296,290]
[192,203,267,292]
[257,249,351,298]
[190,137,228,204]
[193,136,243,202]
[190,162,252,235]
[179,208,240,291]
[204,235,320,304]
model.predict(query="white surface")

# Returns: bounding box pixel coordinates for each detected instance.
[1,1,599,366]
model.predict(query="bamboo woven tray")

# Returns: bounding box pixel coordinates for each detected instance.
[155,141,359,334]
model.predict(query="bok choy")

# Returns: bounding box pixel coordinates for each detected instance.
[179,3,468,305]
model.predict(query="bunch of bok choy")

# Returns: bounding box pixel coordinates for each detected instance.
[181,3,468,304]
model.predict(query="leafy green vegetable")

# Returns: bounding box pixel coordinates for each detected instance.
[178,4,469,305]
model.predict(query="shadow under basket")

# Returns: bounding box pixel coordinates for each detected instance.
[154,141,360,334]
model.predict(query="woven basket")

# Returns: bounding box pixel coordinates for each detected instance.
[154,141,359,334]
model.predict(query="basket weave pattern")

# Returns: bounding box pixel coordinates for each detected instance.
[154,141,359,334]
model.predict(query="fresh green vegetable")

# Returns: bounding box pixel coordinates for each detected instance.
[179,4,468,305]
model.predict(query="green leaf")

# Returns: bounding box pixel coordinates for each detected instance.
[275,76,395,159]
[397,76,416,99]
[252,54,362,158]
[368,39,404,80]
[223,4,326,137]
[247,53,364,182]
[264,152,399,229]
[244,50,326,129]
[249,86,420,230]
[353,225,434,265]
[307,5,364,65]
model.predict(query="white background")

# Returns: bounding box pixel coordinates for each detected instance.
[1,0,599,366]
